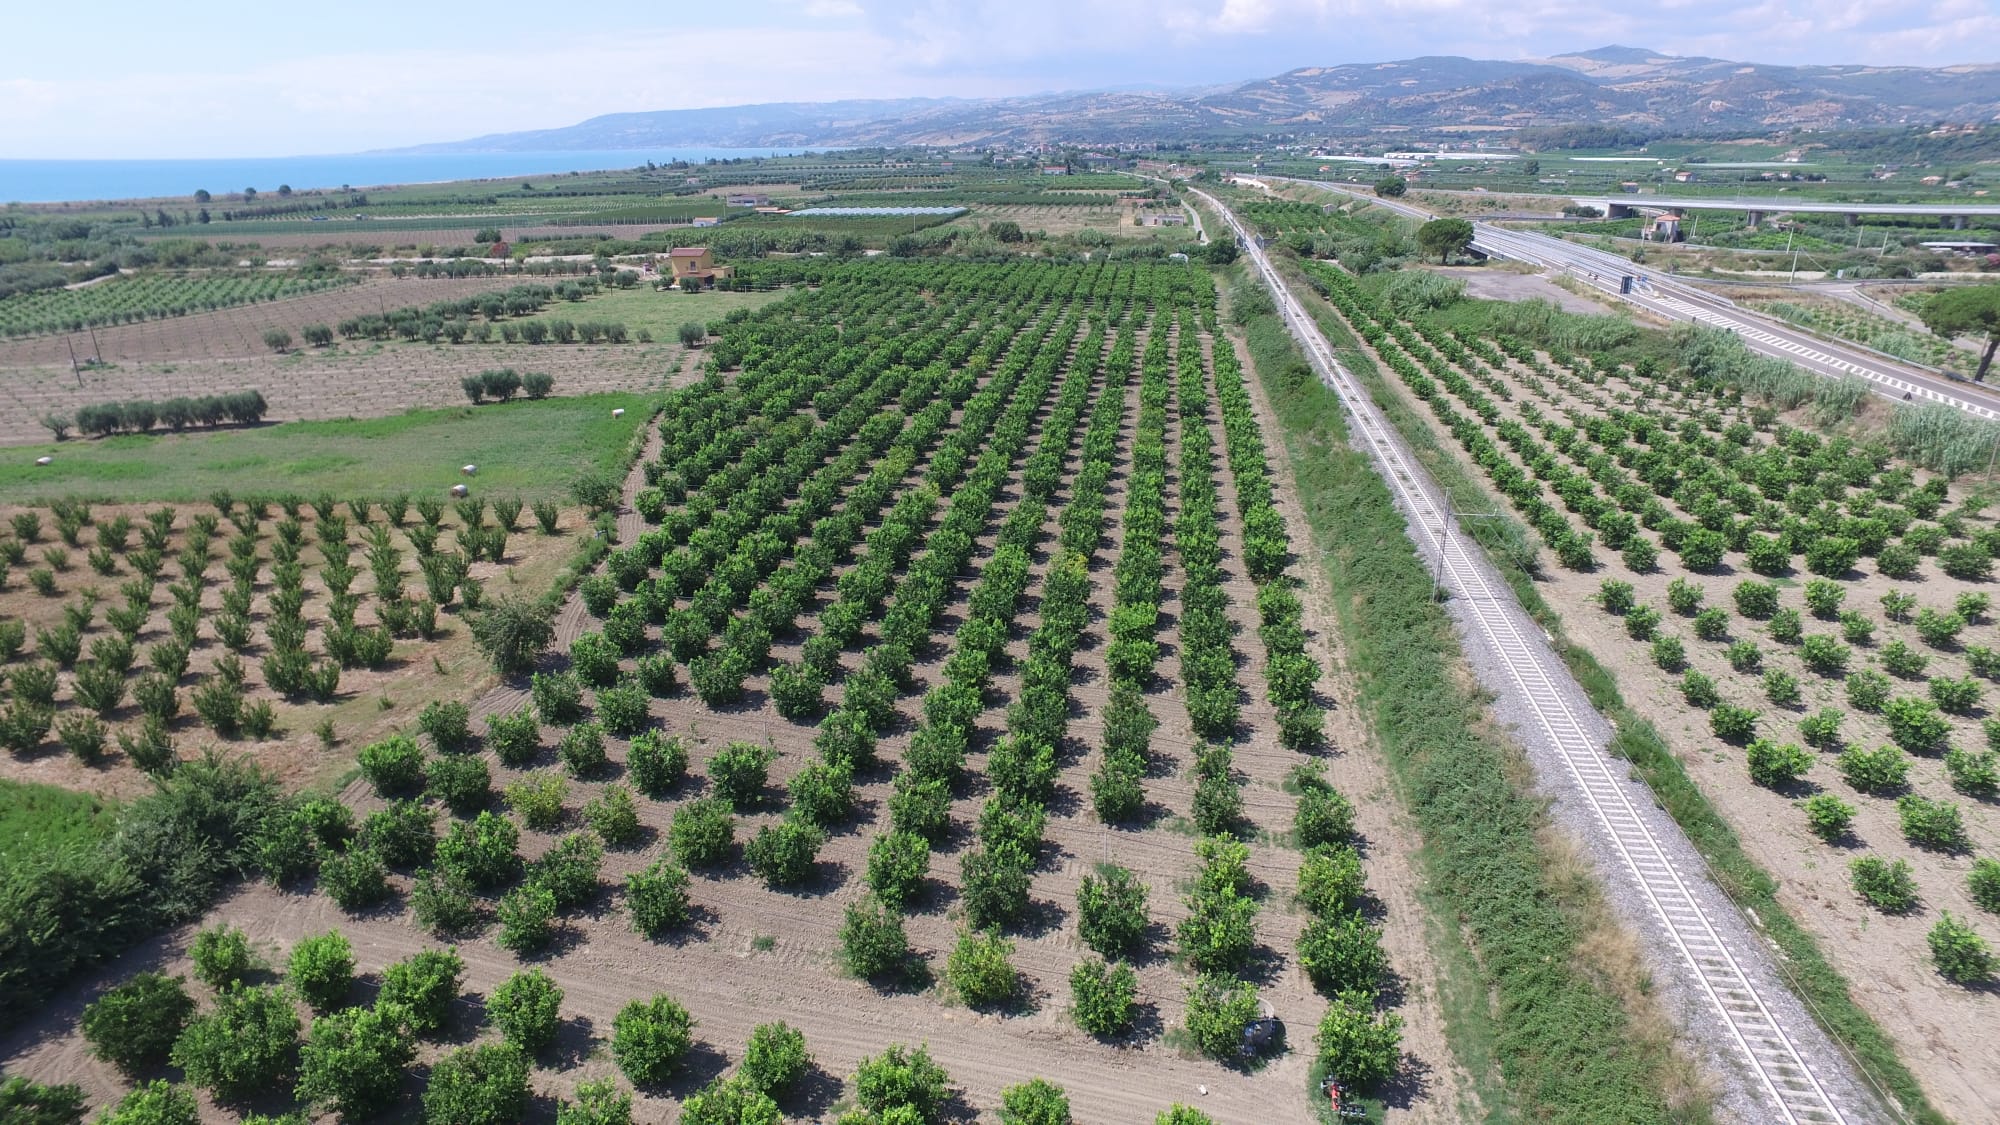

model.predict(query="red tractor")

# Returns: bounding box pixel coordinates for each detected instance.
[1320,1076,1370,1121]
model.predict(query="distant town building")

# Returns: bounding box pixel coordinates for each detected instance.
[1040,165,1069,176]
[1619,182,1642,193]
[1643,214,1683,242]
[690,216,720,227]
[667,246,732,284]
[1673,170,1697,183]
[725,193,770,207]
[1920,241,2000,255]
[1141,212,1188,227]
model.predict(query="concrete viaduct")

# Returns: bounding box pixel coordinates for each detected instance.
[1576,195,2000,229]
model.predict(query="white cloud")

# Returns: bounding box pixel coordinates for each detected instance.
[2,0,1991,157]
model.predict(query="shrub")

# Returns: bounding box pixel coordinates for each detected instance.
[627,730,689,795]
[1733,580,1779,619]
[1837,744,1909,794]
[1650,634,1685,672]
[1798,707,1843,751]
[866,831,931,911]
[1928,913,1994,984]
[1846,670,1891,711]
[1840,611,1875,645]
[1746,739,1813,787]
[611,994,695,1085]
[1076,865,1149,959]
[669,797,736,865]
[379,948,465,1038]
[1623,604,1661,640]
[1916,608,1966,649]
[1679,670,1720,709]
[559,721,609,778]
[569,632,620,688]
[1768,608,1803,644]
[788,760,856,829]
[505,771,568,831]
[364,799,438,868]
[1298,912,1389,995]
[1803,579,1844,618]
[295,1004,418,1122]
[496,883,558,954]
[1798,634,1849,675]
[596,680,651,736]
[470,596,554,674]
[417,700,473,753]
[81,971,194,1075]
[286,931,354,1013]
[1666,577,1705,615]
[1069,956,1139,1038]
[171,983,301,1102]
[1848,852,1912,916]
[740,1021,811,1099]
[1946,748,2000,797]
[678,1079,780,1125]
[1884,696,1950,755]
[960,842,1033,930]
[1182,974,1259,1060]
[531,670,586,725]
[746,819,824,888]
[1902,792,1972,853]
[1802,794,1855,842]
[426,753,492,814]
[998,1078,1072,1125]
[585,783,643,847]
[839,895,911,982]
[530,831,604,911]
[1761,669,1800,707]
[1597,579,1634,615]
[946,927,1018,1007]
[770,661,825,719]
[1315,990,1404,1088]
[626,858,693,937]
[1969,858,2000,914]
[853,1043,952,1123]
[1931,675,1982,716]
[191,924,257,988]
[423,1044,530,1125]
[489,968,563,1055]
[1725,640,1762,673]
[485,707,541,768]
[1298,843,1366,917]
[358,734,425,796]
[1709,703,1758,744]
[94,1080,198,1125]
[709,741,775,808]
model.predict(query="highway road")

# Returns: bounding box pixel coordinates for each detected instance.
[1194,186,1881,1125]
[1269,177,2000,421]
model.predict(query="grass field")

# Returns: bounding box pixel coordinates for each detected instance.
[542,285,779,338]
[0,392,650,502]
[0,779,120,859]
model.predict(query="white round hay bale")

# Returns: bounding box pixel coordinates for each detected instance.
[611,408,626,418]
[450,484,470,498]
[461,464,477,476]
[35,456,53,466]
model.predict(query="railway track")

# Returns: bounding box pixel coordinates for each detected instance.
[1194,189,1870,1125]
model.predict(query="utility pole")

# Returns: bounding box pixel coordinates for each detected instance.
[65,337,81,388]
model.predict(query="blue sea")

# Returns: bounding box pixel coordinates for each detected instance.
[0,149,815,204]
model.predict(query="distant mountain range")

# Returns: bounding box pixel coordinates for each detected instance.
[401,46,2000,152]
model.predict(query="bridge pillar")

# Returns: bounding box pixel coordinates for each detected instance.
[1606,203,1633,219]
[1955,215,1968,231]
[1745,210,1764,228]
[1845,213,1860,227]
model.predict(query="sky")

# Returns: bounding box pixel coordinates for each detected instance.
[4,0,1996,158]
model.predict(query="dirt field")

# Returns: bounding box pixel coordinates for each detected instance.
[0,305,1470,1122]
[1422,265,1612,316]
[144,223,696,252]
[1334,314,2000,1122]
[0,280,778,446]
